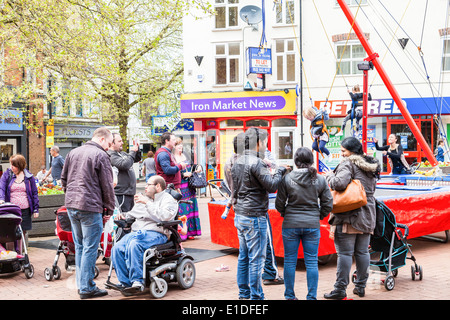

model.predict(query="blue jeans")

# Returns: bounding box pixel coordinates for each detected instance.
[234,214,268,300]
[282,228,320,300]
[111,230,167,287]
[145,173,155,183]
[312,139,330,156]
[262,213,279,281]
[67,208,103,294]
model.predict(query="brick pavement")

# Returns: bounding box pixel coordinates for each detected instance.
[1,186,450,301]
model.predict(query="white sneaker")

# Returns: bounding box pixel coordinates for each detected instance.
[131,281,144,292]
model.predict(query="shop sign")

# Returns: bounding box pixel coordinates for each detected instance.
[54,125,100,139]
[0,109,23,131]
[180,90,296,118]
[314,96,450,117]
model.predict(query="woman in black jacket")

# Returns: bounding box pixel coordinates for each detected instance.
[374,134,410,174]
[275,147,333,300]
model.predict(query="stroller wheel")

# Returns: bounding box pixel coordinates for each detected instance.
[24,264,34,279]
[94,266,99,279]
[384,275,395,291]
[150,278,168,299]
[418,265,423,280]
[44,267,54,281]
[412,265,423,281]
[53,266,62,280]
[351,271,357,283]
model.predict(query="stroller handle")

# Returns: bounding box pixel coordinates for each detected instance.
[396,223,409,239]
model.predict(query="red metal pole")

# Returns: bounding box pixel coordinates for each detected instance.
[336,0,438,167]
[362,69,368,153]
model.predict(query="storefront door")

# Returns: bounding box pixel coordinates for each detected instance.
[271,127,298,167]
[387,117,436,165]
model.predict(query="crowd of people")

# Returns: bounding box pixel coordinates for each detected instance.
[0,122,446,300]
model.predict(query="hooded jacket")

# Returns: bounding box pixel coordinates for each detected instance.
[275,168,333,229]
[326,154,380,234]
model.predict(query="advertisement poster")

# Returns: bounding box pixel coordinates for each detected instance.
[319,125,376,172]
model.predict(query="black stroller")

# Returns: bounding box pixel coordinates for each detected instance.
[0,203,34,279]
[366,200,423,290]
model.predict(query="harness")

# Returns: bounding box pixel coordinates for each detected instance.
[310,114,329,157]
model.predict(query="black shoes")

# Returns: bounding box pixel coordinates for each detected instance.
[79,287,108,299]
[324,289,347,300]
[353,287,365,297]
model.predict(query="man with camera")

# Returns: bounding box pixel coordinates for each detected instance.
[109,175,178,295]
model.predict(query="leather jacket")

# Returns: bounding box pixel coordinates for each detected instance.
[231,150,286,217]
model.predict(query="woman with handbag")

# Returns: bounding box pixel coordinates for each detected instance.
[324,137,380,300]
[374,134,410,174]
[275,147,333,300]
[173,138,201,240]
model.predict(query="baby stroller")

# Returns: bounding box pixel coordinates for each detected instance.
[364,200,422,290]
[0,203,34,279]
[44,206,113,281]
[105,184,196,299]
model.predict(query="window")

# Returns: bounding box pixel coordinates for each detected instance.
[336,43,366,75]
[214,0,239,29]
[275,0,295,25]
[335,0,367,6]
[215,43,240,85]
[274,39,296,82]
[443,39,450,71]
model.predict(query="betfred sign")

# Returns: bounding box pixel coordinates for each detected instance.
[314,96,450,117]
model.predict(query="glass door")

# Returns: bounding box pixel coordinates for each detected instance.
[271,127,297,167]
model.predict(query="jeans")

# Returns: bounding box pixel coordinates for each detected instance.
[282,228,320,300]
[234,214,268,300]
[145,173,155,183]
[312,139,330,156]
[333,225,371,292]
[111,230,167,287]
[262,213,279,281]
[67,208,103,294]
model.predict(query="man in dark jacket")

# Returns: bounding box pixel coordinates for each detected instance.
[231,127,286,300]
[108,133,141,212]
[61,127,115,299]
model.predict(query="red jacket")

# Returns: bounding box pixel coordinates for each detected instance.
[155,147,181,188]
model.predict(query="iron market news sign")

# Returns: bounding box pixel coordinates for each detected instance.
[180,90,296,118]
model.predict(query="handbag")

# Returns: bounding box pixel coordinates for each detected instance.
[188,165,208,189]
[331,179,367,214]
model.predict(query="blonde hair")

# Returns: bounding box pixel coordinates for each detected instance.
[174,137,183,146]
[353,84,360,92]
[303,107,317,120]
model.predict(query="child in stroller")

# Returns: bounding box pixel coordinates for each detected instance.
[0,203,34,279]
[44,206,113,281]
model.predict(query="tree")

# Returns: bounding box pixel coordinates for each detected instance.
[0,0,212,147]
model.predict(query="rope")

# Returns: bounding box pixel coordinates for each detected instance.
[285,0,313,106]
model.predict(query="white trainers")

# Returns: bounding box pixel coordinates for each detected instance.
[131,281,145,292]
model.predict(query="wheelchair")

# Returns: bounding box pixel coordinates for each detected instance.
[105,186,196,299]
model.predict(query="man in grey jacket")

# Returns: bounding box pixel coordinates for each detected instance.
[108,133,141,212]
[61,127,115,299]
[110,175,178,295]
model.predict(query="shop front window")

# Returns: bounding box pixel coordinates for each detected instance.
[246,119,269,127]
[220,119,244,128]
[272,118,296,127]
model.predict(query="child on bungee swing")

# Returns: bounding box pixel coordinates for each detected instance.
[303,106,331,161]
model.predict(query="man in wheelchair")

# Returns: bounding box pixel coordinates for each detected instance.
[109,175,178,294]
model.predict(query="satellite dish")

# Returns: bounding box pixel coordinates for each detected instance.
[239,5,262,25]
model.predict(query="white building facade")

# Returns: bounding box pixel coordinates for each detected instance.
[182,0,450,175]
